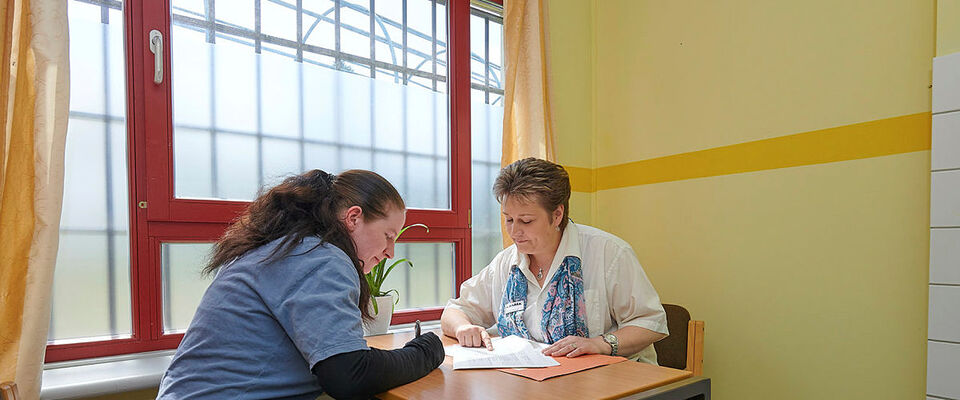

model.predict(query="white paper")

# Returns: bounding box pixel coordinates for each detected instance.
[443,335,560,370]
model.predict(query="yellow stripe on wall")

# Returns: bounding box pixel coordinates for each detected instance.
[566,112,931,192]
[565,165,596,193]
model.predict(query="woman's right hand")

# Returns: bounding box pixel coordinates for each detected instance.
[455,324,493,350]
[404,332,446,368]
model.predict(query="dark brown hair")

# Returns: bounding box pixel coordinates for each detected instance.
[493,158,571,230]
[205,169,404,319]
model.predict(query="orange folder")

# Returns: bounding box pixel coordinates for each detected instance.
[499,354,627,381]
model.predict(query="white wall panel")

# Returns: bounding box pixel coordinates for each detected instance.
[928,341,960,399]
[930,50,960,400]
[933,52,960,114]
[932,170,960,227]
[930,52,960,400]
[931,229,960,284]
[933,112,960,170]
[930,286,960,342]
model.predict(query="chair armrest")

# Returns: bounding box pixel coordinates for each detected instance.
[685,320,705,376]
[1,381,21,400]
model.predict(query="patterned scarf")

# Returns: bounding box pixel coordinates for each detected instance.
[496,256,588,343]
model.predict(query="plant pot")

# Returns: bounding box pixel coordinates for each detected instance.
[363,294,395,336]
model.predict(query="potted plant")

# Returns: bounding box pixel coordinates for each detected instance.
[363,223,428,336]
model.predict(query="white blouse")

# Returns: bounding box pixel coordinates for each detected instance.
[446,222,668,364]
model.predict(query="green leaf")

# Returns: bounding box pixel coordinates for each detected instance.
[369,258,387,292]
[381,258,411,281]
[397,224,429,239]
[377,258,389,284]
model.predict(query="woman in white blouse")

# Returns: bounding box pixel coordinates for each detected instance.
[441,158,669,364]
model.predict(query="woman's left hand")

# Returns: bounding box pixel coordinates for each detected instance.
[541,335,610,358]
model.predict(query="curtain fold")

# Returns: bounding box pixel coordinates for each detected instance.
[501,0,555,166]
[1,0,70,397]
[500,0,556,247]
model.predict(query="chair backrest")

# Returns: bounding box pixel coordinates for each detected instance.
[653,303,704,376]
[0,381,19,400]
[654,304,691,370]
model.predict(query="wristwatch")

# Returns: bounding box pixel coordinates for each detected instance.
[602,334,619,356]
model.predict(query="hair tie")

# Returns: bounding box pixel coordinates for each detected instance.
[313,170,336,190]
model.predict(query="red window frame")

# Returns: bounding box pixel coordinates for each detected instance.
[46,0,502,363]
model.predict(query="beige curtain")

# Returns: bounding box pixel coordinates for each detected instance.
[501,0,555,166]
[1,0,70,397]
[500,0,555,247]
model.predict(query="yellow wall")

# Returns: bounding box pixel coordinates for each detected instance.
[550,0,936,398]
[547,0,597,226]
[594,0,934,165]
[939,0,960,56]
[598,152,930,399]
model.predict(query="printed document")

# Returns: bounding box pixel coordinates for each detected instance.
[444,335,560,370]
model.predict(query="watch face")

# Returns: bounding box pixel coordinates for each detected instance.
[604,334,618,356]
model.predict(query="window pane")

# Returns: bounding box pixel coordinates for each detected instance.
[171,0,451,209]
[383,243,456,309]
[161,241,451,333]
[470,6,504,274]
[162,243,216,334]
[50,0,131,344]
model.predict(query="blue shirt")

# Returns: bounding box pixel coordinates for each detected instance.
[157,237,369,400]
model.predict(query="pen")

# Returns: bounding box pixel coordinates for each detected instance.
[415,320,421,337]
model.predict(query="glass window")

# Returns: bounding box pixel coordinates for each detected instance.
[385,242,456,309]
[469,4,504,274]
[162,243,216,334]
[170,0,451,209]
[48,0,503,361]
[49,0,131,344]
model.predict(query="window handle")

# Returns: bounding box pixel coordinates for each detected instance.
[149,30,163,84]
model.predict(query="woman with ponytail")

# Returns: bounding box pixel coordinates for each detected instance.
[157,169,444,400]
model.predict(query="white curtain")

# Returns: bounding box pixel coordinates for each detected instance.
[1,0,70,397]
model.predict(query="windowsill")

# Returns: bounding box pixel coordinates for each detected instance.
[41,350,175,399]
[40,321,440,399]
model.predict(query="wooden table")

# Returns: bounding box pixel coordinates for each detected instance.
[367,330,695,400]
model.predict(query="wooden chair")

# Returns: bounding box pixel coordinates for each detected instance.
[652,304,704,376]
[0,381,19,400]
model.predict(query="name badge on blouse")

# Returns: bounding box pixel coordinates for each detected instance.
[504,301,525,314]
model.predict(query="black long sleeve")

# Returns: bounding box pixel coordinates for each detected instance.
[312,332,445,400]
